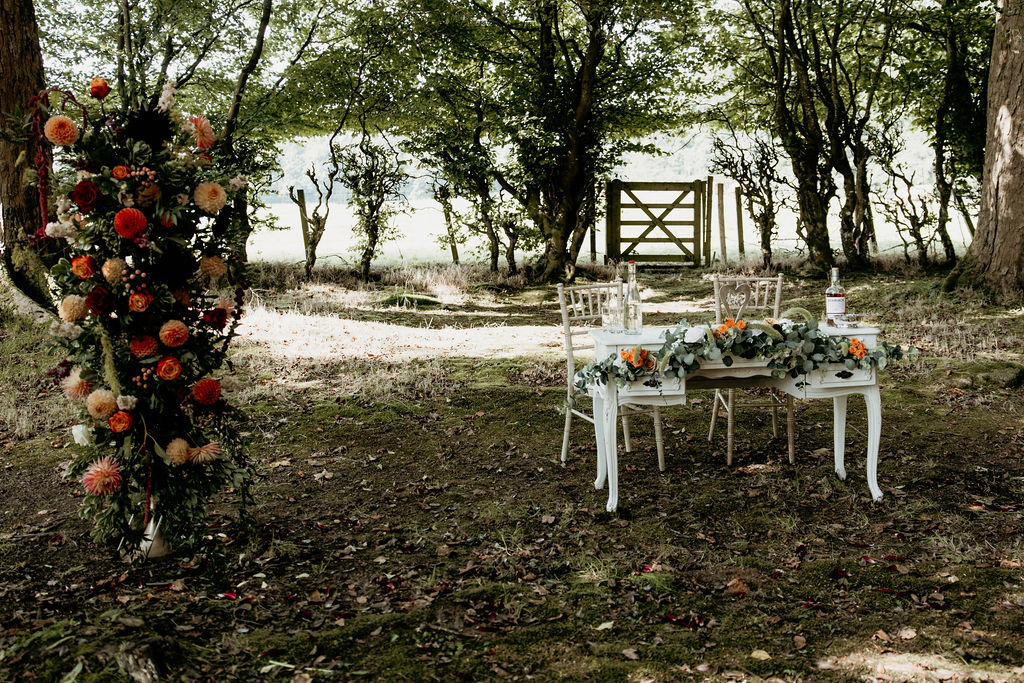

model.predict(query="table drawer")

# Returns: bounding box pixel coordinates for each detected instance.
[619,375,684,398]
[807,365,875,387]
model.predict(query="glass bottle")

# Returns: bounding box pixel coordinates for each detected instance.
[624,261,642,334]
[825,267,846,325]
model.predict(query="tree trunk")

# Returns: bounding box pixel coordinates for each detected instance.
[0,0,50,307]
[437,193,459,265]
[945,0,1024,294]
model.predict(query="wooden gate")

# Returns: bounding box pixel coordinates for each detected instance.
[605,179,713,265]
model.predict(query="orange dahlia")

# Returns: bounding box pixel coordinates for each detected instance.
[59,294,88,322]
[86,389,118,420]
[199,255,228,279]
[190,115,215,149]
[129,336,159,358]
[193,182,227,213]
[44,115,79,146]
[62,368,93,399]
[113,207,147,239]
[158,320,189,348]
[82,457,121,496]
[192,378,221,405]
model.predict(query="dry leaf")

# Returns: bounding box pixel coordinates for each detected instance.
[622,648,640,661]
[750,649,771,661]
[873,630,890,642]
[898,627,917,640]
[793,635,806,649]
[541,515,556,524]
[725,578,749,595]
[595,621,614,631]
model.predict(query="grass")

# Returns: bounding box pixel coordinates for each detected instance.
[1,262,1024,681]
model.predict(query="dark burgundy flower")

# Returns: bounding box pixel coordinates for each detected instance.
[70,180,100,213]
[202,307,228,330]
[85,285,115,315]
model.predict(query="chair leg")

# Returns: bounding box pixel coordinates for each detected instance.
[771,403,779,437]
[786,395,795,465]
[621,412,632,452]
[561,409,573,463]
[726,389,736,466]
[708,389,721,442]
[653,406,665,472]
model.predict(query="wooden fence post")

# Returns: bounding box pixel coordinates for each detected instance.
[704,175,714,265]
[605,180,621,264]
[717,183,728,264]
[734,186,745,260]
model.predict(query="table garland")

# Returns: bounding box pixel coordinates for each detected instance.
[575,314,911,393]
[27,78,252,555]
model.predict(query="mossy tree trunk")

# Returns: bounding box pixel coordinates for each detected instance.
[946,0,1024,295]
[0,0,51,308]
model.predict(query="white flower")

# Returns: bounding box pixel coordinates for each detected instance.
[116,395,138,411]
[157,80,177,112]
[683,327,708,344]
[228,175,249,191]
[76,170,93,182]
[45,221,76,239]
[56,197,72,214]
[71,424,94,446]
[118,190,135,207]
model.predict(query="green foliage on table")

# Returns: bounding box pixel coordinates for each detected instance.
[575,321,913,391]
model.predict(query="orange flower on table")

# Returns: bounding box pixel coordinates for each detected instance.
[620,347,655,371]
[128,291,154,313]
[113,207,147,239]
[70,255,96,279]
[715,324,729,337]
[848,338,867,360]
[111,165,130,180]
[107,410,133,433]
[156,356,182,381]
[192,378,221,405]
[89,77,111,99]
[129,335,159,358]
[735,319,747,330]
[44,115,79,146]
[159,320,189,348]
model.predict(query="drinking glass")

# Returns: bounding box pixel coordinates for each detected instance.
[602,300,624,332]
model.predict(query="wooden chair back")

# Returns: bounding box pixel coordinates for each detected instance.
[712,274,784,324]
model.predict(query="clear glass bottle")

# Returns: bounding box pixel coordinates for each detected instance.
[624,261,642,334]
[825,267,846,325]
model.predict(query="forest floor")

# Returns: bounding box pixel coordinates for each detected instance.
[1,262,1023,682]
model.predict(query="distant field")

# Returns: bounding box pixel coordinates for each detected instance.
[248,191,974,267]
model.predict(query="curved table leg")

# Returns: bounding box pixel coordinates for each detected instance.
[833,394,848,480]
[592,390,609,490]
[864,386,883,501]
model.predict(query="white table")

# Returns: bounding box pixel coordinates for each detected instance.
[589,325,883,512]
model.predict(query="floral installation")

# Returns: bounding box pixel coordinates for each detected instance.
[575,318,912,392]
[27,78,252,554]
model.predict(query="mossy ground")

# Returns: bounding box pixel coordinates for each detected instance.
[1,265,1023,681]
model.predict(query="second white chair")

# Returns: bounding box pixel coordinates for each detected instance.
[707,274,795,465]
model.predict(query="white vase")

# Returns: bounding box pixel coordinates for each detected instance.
[138,517,170,559]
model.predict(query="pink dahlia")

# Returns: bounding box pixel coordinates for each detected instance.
[82,457,121,496]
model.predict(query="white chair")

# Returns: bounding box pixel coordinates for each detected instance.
[558,282,665,470]
[708,274,795,465]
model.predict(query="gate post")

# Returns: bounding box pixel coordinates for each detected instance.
[605,179,621,264]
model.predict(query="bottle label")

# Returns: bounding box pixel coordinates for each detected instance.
[826,295,846,316]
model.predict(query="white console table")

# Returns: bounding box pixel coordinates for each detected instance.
[589,325,883,512]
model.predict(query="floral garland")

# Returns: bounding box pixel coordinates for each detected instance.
[575,319,910,391]
[31,78,252,553]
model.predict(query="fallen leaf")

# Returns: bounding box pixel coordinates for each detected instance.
[873,629,890,642]
[436,544,452,556]
[750,649,771,660]
[622,648,639,661]
[595,621,614,631]
[898,627,917,640]
[793,635,806,649]
[541,515,556,525]
[725,578,749,595]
